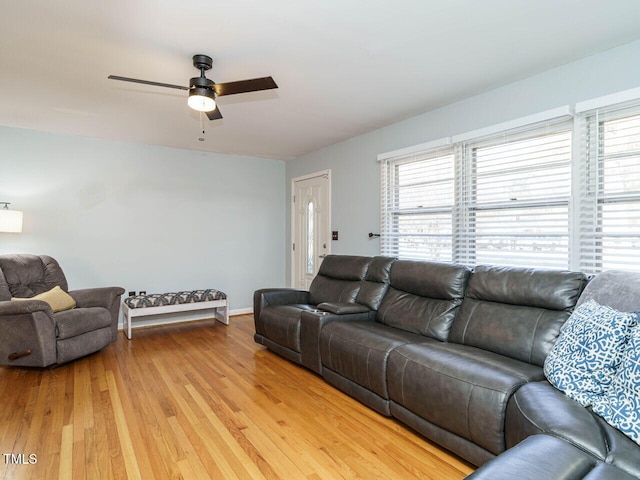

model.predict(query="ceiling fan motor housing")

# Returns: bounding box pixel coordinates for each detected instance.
[190,76,215,89]
[193,54,213,71]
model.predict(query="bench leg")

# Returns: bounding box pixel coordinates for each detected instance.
[122,305,133,340]
[215,301,230,325]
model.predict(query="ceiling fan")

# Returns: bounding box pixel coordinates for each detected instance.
[108,54,278,120]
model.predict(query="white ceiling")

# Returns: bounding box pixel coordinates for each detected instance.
[2,1,640,160]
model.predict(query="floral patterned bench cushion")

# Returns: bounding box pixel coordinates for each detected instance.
[124,289,226,309]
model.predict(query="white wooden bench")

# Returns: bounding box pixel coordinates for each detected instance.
[122,289,228,339]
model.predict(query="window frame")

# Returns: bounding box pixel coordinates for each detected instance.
[380,147,456,263]
[381,118,574,268]
[455,120,573,269]
[577,103,640,273]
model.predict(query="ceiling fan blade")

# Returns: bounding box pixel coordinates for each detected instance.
[213,76,278,97]
[206,107,223,121]
[108,75,189,91]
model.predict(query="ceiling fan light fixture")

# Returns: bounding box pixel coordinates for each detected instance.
[108,53,277,121]
[188,87,216,112]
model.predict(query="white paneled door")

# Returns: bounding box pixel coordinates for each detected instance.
[292,171,331,289]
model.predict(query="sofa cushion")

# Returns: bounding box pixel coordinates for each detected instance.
[592,323,640,446]
[467,434,639,480]
[449,265,586,366]
[505,380,640,478]
[307,255,370,305]
[320,320,427,401]
[577,270,640,312]
[544,299,637,407]
[387,342,544,456]
[12,285,76,313]
[56,326,112,364]
[505,380,610,457]
[355,256,395,310]
[54,307,112,340]
[0,268,9,301]
[313,254,370,281]
[0,254,68,298]
[375,260,470,340]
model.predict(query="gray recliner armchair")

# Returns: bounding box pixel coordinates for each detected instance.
[0,254,124,367]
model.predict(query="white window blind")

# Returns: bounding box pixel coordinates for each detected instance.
[381,118,572,268]
[456,121,573,269]
[578,103,640,273]
[380,98,640,272]
[380,147,455,261]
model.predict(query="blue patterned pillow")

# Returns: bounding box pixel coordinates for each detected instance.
[544,299,638,407]
[592,324,640,445]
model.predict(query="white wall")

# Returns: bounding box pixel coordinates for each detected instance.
[0,127,286,311]
[286,39,640,283]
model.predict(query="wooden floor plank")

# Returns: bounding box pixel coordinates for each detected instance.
[0,315,474,479]
[58,423,73,480]
[105,370,143,480]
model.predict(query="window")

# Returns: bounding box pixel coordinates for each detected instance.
[381,118,573,269]
[457,122,573,268]
[380,148,455,262]
[578,104,640,273]
[381,100,640,272]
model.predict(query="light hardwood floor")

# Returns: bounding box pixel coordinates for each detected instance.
[0,314,474,480]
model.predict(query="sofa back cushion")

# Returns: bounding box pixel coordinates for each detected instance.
[376,260,471,340]
[449,265,587,366]
[0,268,9,301]
[0,254,68,300]
[355,256,395,310]
[576,269,640,312]
[308,255,371,305]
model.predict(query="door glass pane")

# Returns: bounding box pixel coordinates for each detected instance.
[306,201,314,274]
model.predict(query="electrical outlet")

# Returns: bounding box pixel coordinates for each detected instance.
[139,291,147,296]
[128,291,136,297]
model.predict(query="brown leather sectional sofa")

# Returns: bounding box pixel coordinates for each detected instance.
[253,255,640,479]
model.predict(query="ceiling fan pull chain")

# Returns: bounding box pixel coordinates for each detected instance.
[199,111,205,141]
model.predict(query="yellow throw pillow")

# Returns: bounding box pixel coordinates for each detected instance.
[12,285,77,313]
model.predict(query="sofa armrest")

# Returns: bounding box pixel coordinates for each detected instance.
[299,309,374,374]
[0,300,57,367]
[69,286,125,309]
[254,288,309,306]
[465,435,599,480]
[253,288,310,319]
[0,299,53,316]
[317,302,370,315]
[68,286,125,342]
[253,288,311,338]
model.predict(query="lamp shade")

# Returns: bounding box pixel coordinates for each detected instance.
[187,87,216,112]
[0,208,23,233]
